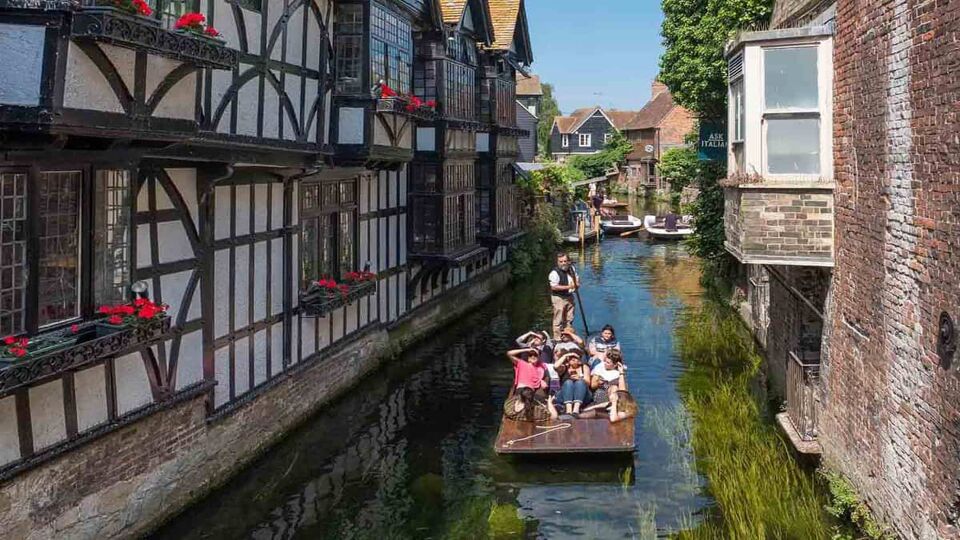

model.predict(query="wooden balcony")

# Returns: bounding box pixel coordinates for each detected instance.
[723,180,834,267]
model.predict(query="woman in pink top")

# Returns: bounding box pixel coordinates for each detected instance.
[506,347,552,421]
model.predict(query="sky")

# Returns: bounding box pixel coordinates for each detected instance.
[525,0,665,114]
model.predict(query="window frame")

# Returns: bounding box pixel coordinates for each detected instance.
[561,134,569,148]
[578,133,591,147]
[0,165,134,337]
[603,132,613,144]
[760,44,823,177]
[299,178,359,288]
[369,1,413,95]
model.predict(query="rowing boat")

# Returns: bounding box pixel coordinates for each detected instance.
[600,214,644,233]
[643,215,694,240]
[494,416,635,455]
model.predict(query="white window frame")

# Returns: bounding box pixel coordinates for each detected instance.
[604,132,613,144]
[561,134,569,148]
[728,35,833,182]
[578,133,591,147]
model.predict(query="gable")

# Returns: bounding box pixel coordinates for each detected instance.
[462,3,474,30]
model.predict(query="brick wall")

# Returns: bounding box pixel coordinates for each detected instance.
[820,0,960,537]
[724,186,834,265]
[0,265,512,539]
[657,106,695,148]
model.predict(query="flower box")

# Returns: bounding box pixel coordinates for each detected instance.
[0,316,170,397]
[300,280,377,317]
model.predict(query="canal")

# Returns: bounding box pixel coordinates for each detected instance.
[152,204,833,539]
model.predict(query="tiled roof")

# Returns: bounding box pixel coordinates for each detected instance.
[488,0,521,49]
[606,110,639,129]
[516,73,542,96]
[440,0,468,24]
[619,91,677,130]
[554,107,600,134]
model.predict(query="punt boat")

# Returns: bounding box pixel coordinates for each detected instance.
[494,389,635,455]
[643,215,694,240]
[600,213,644,233]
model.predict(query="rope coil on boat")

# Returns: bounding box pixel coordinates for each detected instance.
[503,423,573,447]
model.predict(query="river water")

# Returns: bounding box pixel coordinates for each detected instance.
[152,206,735,539]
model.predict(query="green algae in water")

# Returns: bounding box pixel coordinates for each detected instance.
[672,295,833,539]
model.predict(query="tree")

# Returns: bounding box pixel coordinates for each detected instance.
[659,146,700,193]
[659,0,772,118]
[537,83,560,158]
[567,131,633,179]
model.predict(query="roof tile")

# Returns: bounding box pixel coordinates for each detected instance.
[487,0,521,49]
[516,73,542,96]
[440,0,468,25]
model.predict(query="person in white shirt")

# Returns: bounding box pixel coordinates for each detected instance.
[548,253,579,340]
[590,349,626,405]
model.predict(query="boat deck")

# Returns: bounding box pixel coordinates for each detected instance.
[494,417,635,455]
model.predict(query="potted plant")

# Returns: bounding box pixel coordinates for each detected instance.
[173,12,224,43]
[85,0,159,24]
[96,297,169,330]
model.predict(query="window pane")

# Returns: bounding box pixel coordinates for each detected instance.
[0,172,27,336]
[764,47,818,110]
[767,118,820,174]
[94,170,131,307]
[38,171,81,326]
[338,211,355,276]
[302,217,319,286]
[731,79,744,141]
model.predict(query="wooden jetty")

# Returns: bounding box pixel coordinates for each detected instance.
[494,417,635,455]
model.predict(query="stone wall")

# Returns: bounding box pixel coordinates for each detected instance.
[0,265,512,539]
[724,185,834,265]
[820,0,960,537]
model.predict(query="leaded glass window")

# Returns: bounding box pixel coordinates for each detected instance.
[370,2,412,93]
[93,170,132,306]
[444,61,476,120]
[335,4,364,94]
[0,172,26,336]
[37,171,81,327]
[300,178,358,286]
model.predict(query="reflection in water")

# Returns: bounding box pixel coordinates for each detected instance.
[152,201,714,540]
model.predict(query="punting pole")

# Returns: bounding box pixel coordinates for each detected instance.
[571,264,590,336]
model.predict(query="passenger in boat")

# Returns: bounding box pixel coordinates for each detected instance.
[664,211,679,232]
[548,253,579,340]
[581,389,638,423]
[503,388,559,423]
[590,348,626,405]
[555,350,591,417]
[554,326,586,356]
[516,330,558,393]
[505,347,556,422]
[587,325,621,367]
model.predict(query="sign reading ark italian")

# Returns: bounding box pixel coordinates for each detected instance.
[698,121,726,162]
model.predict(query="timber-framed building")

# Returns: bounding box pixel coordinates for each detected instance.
[0,0,531,535]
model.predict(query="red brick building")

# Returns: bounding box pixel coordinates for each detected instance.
[723,0,960,537]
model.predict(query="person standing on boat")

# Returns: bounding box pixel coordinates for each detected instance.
[548,253,579,340]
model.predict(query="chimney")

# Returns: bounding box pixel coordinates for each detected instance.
[651,79,668,99]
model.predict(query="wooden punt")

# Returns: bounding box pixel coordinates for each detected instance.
[494,416,635,455]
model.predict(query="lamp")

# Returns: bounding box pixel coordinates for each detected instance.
[131,280,150,300]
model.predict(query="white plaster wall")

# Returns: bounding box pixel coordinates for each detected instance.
[253,331,268,386]
[167,169,199,229]
[212,0,239,50]
[154,74,196,120]
[286,6,305,67]
[317,313,330,350]
[234,337,250,396]
[305,6,322,70]
[331,307,344,343]
[321,92,331,144]
[159,270,199,323]
[102,44,136,101]
[338,107,364,144]
[114,353,152,415]
[345,302,358,335]
[301,317,316,356]
[254,184,269,232]
[176,330,204,390]
[214,185,232,240]
[377,217,387,273]
[154,180,175,210]
[236,72,260,137]
[398,276,407,317]
[285,75,303,141]
[235,185,251,235]
[63,43,124,113]
[399,213,407,266]
[270,323,284,374]
[262,79,280,140]
[373,121,391,147]
[271,183,284,229]
[145,51,180,99]
[359,220,370,267]
[378,173,388,209]
[253,241,268,322]
[0,23,44,106]
[214,347,230,407]
[290,312,299,365]
[244,9,262,56]
[359,296,369,328]
[156,221,194,263]
[388,215,398,268]
[0,396,20,466]
[267,1,284,63]
[136,224,152,269]
[234,245,250,329]
[214,249,231,337]
[74,365,108,432]
[211,68,233,134]
[271,237,284,315]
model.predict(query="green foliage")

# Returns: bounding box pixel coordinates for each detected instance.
[521,164,584,199]
[537,83,561,157]
[673,291,833,539]
[487,503,526,538]
[659,0,773,118]
[567,131,634,178]
[659,146,700,194]
[822,472,894,540]
[509,205,561,279]
[684,160,728,260]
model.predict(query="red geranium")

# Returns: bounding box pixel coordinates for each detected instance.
[175,12,206,31]
[132,0,152,16]
[425,100,437,109]
[9,347,26,358]
[381,85,397,98]
[70,324,80,334]
[107,315,123,325]
[2,336,14,346]
[204,26,220,37]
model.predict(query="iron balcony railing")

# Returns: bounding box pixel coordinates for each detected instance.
[786,351,820,441]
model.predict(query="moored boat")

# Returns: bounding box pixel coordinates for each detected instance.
[643,215,694,240]
[600,214,644,232]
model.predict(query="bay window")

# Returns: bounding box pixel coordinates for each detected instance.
[300,179,357,287]
[334,4,364,94]
[726,29,833,181]
[370,2,412,94]
[0,168,132,336]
